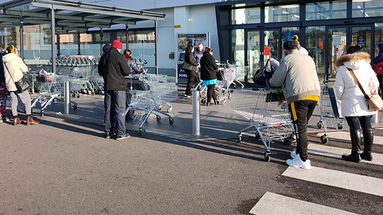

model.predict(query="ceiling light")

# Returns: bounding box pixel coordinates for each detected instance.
[280,5,299,9]
[353,0,373,2]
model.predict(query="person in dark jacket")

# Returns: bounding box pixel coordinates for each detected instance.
[0,43,8,122]
[184,45,199,97]
[98,40,131,140]
[200,47,218,106]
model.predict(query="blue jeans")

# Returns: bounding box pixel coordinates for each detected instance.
[104,91,126,136]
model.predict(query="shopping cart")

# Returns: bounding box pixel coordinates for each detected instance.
[124,74,177,136]
[234,89,294,162]
[317,81,343,144]
[200,62,245,105]
[32,80,78,116]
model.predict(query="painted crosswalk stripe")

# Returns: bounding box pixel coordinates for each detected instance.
[249,192,358,215]
[282,166,383,197]
[316,132,383,145]
[308,144,383,166]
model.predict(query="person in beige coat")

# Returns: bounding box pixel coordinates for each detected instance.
[3,45,38,125]
[270,40,320,169]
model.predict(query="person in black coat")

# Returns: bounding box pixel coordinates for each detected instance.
[183,45,199,97]
[200,47,218,106]
[98,40,131,140]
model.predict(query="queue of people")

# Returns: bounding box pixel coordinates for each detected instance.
[0,43,39,126]
[269,38,380,169]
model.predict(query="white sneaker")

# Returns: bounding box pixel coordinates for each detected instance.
[286,155,312,169]
[290,150,298,159]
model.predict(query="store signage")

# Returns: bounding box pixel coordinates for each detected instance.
[174,25,182,28]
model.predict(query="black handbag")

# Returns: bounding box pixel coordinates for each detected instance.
[182,62,197,72]
[4,62,30,93]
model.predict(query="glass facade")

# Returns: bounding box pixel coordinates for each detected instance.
[231,7,261,24]
[265,5,300,23]
[217,0,383,81]
[352,0,383,18]
[306,26,325,78]
[306,0,347,20]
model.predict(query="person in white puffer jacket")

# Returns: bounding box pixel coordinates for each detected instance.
[3,45,39,126]
[335,45,379,162]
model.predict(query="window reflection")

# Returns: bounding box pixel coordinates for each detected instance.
[231,7,261,24]
[306,0,347,20]
[352,0,383,18]
[265,5,299,23]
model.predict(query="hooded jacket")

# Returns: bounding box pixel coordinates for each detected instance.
[2,53,28,92]
[270,49,320,103]
[200,52,218,81]
[335,52,380,117]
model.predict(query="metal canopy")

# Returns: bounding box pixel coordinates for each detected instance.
[0,0,166,31]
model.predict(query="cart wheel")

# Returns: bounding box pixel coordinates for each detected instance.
[167,106,173,113]
[237,135,242,143]
[169,117,175,126]
[156,115,161,123]
[320,135,328,144]
[337,123,343,130]
[40,111,45,117]
[72,104,78,110]
[264,152,271,162]
[317,121,323,129]
[228,93,232,99]
[201,99,206,104]
[139,128,146,136]
[76,94,80,98]
[221,99,227,105]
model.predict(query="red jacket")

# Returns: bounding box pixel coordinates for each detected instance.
[374,62,383,75]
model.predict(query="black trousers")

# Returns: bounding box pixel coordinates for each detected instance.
[345,115,373,154]
[207,84,217,105]
[104,90,127,136]
[289,100,318,161]
[185,70,199,96]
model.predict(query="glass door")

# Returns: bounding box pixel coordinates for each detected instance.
[351,25,372,54]
[246,29,280,82]
[246,30,261,81]
[326,27,347,79]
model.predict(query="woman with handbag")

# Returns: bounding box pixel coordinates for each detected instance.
[200,47,218,106]
[183,45,199,97]
[3,45,39,126]
[335,45,380,162]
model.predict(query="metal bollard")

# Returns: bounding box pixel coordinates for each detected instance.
[64,81,70,114]
[192,89,200,136]
[372,111,379,124]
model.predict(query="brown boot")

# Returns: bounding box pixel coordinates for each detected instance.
[13,117,22,126]
[26,116,39,125]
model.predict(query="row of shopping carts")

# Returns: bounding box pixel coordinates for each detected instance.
[233,80,343,162]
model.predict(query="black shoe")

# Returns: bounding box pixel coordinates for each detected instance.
[105,133,113,139]
[360,152,373,161]
[115,134,131,140]
[342,153,361,163]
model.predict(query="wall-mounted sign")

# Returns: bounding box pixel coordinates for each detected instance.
[174,25,182,29]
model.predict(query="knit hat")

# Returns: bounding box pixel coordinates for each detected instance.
[111,40,123,50]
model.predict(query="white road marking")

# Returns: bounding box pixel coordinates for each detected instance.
[249,192,358,215]
[316,131,383,145]
[282,166,383,197]
[308,144,383,166]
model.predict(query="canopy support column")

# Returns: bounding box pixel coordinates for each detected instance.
[77,32,81,55]
[100,28,103,56]
[125,25,129,49]
[154,19,158,75]
[57,33,61,57]
[19,17,24,59]
[51,7,56,74]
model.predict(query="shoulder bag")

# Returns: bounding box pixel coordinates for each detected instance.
[4,62,30,93]
[348,68,383,111]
